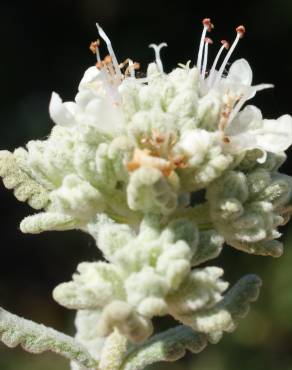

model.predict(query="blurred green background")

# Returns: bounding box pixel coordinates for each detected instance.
[1,0,292,369]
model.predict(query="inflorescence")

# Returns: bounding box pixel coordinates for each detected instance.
[0,18,292,370]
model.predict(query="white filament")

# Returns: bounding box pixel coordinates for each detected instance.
[214,32,241,86]
[227,90,250,125]
[197,25,208,73]
[201,40,209,79]
[149,43,168,73]
[128,59,135,78]
[95,45,102,64]
[207,43,226,87]
[96,23,122,77]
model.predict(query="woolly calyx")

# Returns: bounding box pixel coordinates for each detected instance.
[120,274,262,370]
[97,301,153,343]
[54,215,233,342]
[49,174,106,219]
[207,170,292,256]
[53,262,125,310]
[127,166,178,215]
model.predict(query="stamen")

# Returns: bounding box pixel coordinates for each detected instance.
[214,25,246,86]
[201,37,213,79]
[129,60,136,78]
[89,41,98,54]
[103,55,116,81]
[149,43,168,73]
[119,59,140,78]
[96,23,122,78]
[90,40,102,64]
[197,18,213,73]
[133,62,140,70]
[227,90,250,124]
[119,59,129,69]
[127,59,135,78]
[207,40,229,87]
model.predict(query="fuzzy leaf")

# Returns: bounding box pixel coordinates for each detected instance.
[0,307,99,369]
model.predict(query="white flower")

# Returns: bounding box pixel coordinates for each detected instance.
[175,129,215,167]
[48,20,292,164]
[224,105,292,161]
[49,65,125,135]
[191,19,292,157]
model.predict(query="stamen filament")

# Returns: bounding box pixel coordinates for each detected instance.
[201,37,213,79]
[128,59,135,78]
[89,40,101,63]
[95,46,102,64]
[227,90,250,124]
[214,26,245,86]
[96,23,122,78]
[149,43,168,73]
[207,40,229,87]
[197,18,213,73]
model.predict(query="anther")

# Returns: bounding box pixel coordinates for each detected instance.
[127,59,135,78]
[104,55,112,64]
[221,40,230,49]
[205,37,213,44]
[89,40,100,54]
[133,62,140,70]
[236,25,246,38]
[202,18,214,32]
[96,61,104,70]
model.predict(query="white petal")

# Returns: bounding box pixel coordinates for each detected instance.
[75,90,94,107]
[49,92,76,126]
[226,105,262,136]
[176,129,213,167]
[85,98,124,134]
[227,113,292,156]
[226,59,253,86]
[247,83,274,100]
[63,102,82,116]
[227,132,258,152]
[79,67,101,90]
[254,114,292,152]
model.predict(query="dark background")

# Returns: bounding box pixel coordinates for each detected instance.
[1,0,292,369]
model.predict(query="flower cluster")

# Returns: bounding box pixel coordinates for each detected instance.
[1,19,292,370]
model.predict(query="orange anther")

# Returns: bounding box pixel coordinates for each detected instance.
[236,25,246,37]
